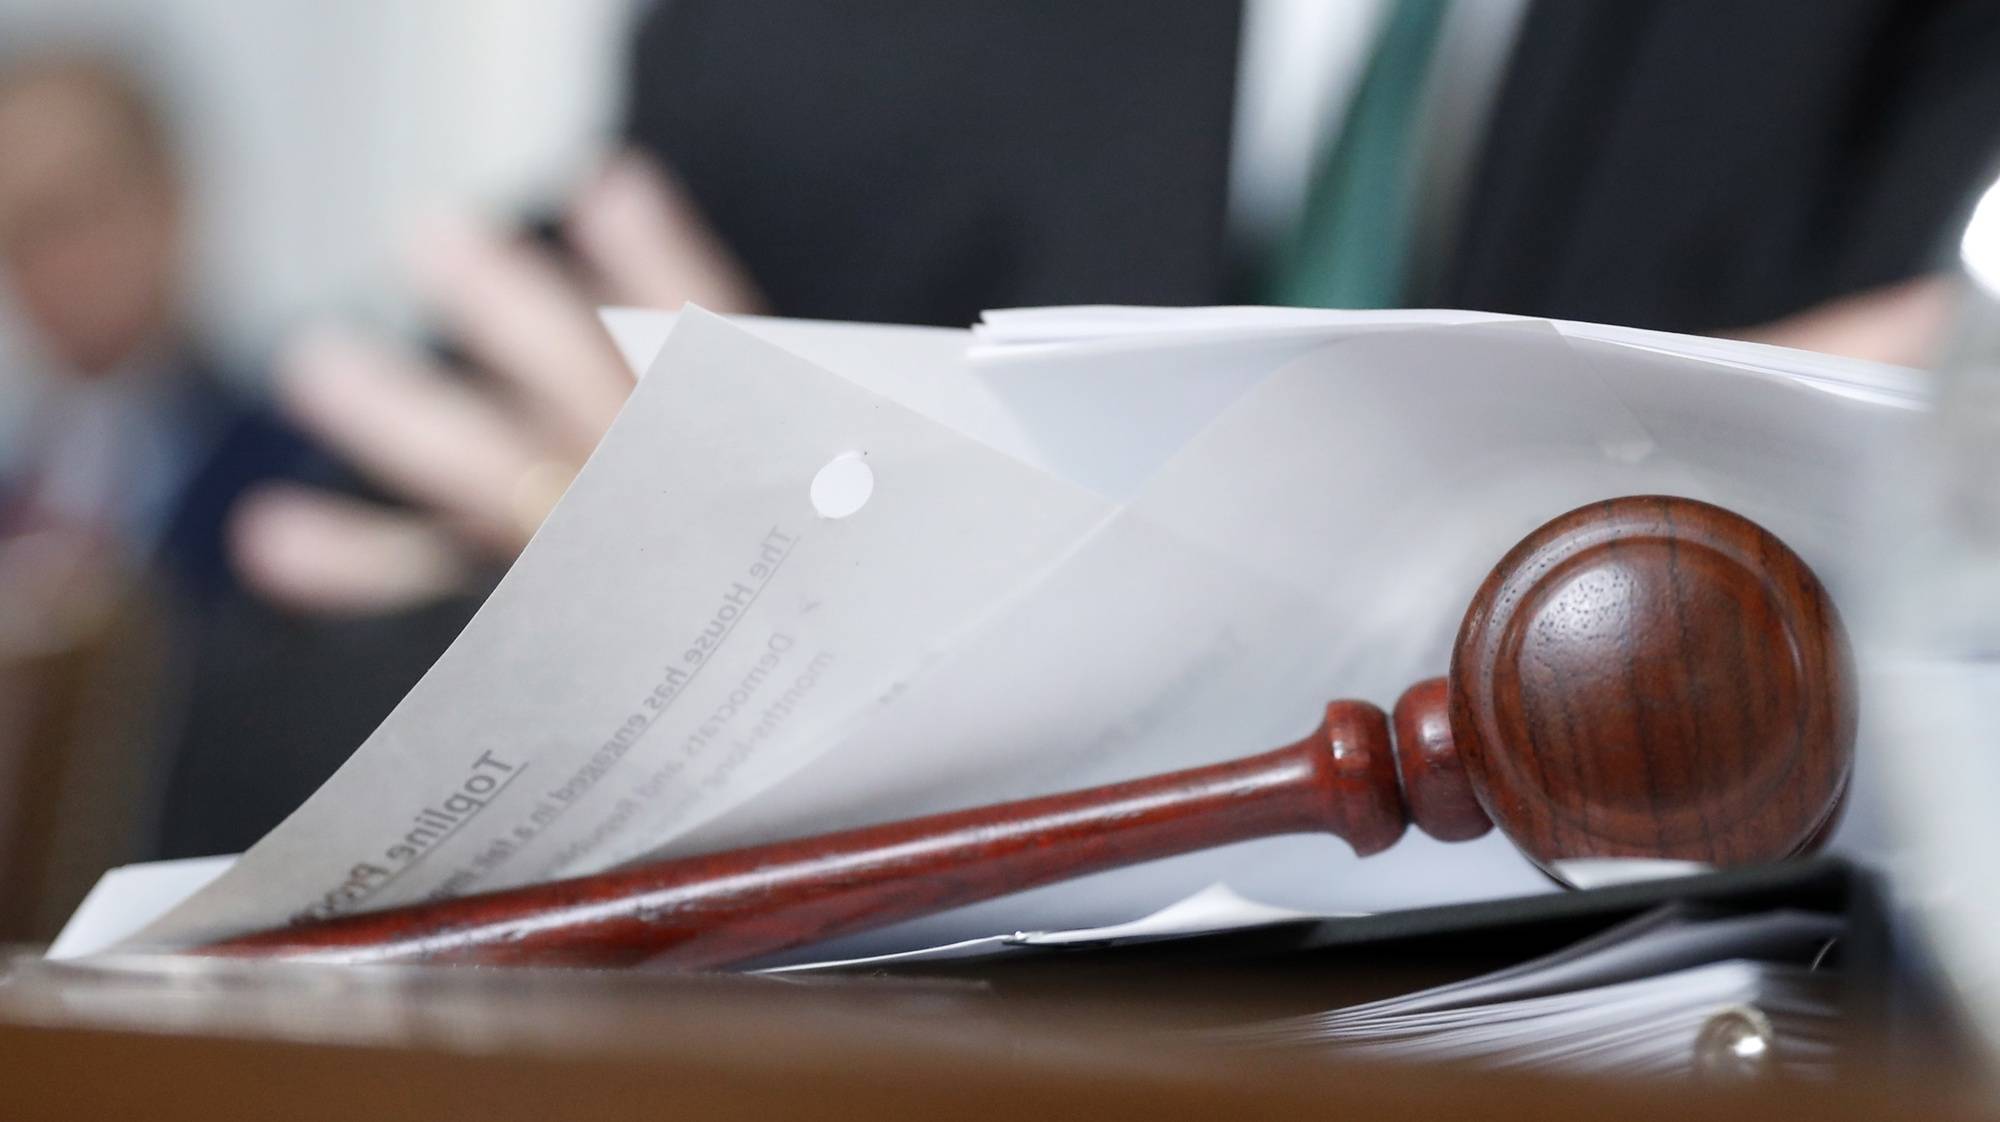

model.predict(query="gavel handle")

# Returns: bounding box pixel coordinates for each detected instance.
[199,701,1405,970]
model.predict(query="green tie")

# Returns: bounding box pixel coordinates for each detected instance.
[1261,0,1450,309]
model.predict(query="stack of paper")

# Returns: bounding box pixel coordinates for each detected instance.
[54,304,1924,962]
[1211,906,1843,1079]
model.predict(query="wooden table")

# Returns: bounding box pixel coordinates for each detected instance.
[0,950,1989,1121]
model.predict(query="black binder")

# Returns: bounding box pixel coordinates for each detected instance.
[834,858,1960,1076]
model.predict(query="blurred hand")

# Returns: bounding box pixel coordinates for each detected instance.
[229,151,763,615]
[1730,274,1955,367]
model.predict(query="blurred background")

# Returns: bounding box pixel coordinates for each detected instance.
[0,0,633,394]
[0,0,645,935]
[0,0,1995,1022]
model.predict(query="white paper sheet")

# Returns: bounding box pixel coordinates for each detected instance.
[121,309,1111,948]
[760,882,1329,973]
[94,304,1922,959]
[675,319,1911,960]
[48,855,237,959]
[1217,905,1842,1078]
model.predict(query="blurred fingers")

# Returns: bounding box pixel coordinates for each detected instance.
[405,211,633,457]
[568,149,767,315]
[227,484,474,616]
[1729,274,1954,366]
[278,326,564,551]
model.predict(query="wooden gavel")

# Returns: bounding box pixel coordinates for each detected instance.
[201,495,1855,970]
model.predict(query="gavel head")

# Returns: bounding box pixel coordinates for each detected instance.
[1392,495,1856,878]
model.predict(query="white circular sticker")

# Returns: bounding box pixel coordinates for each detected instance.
[810,453,874,519]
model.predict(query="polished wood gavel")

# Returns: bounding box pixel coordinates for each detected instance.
[200,495,1855,970]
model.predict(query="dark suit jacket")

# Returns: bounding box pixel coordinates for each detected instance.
[111,362,476,861]
[624,0,2000,334]
[0,358,475,865]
